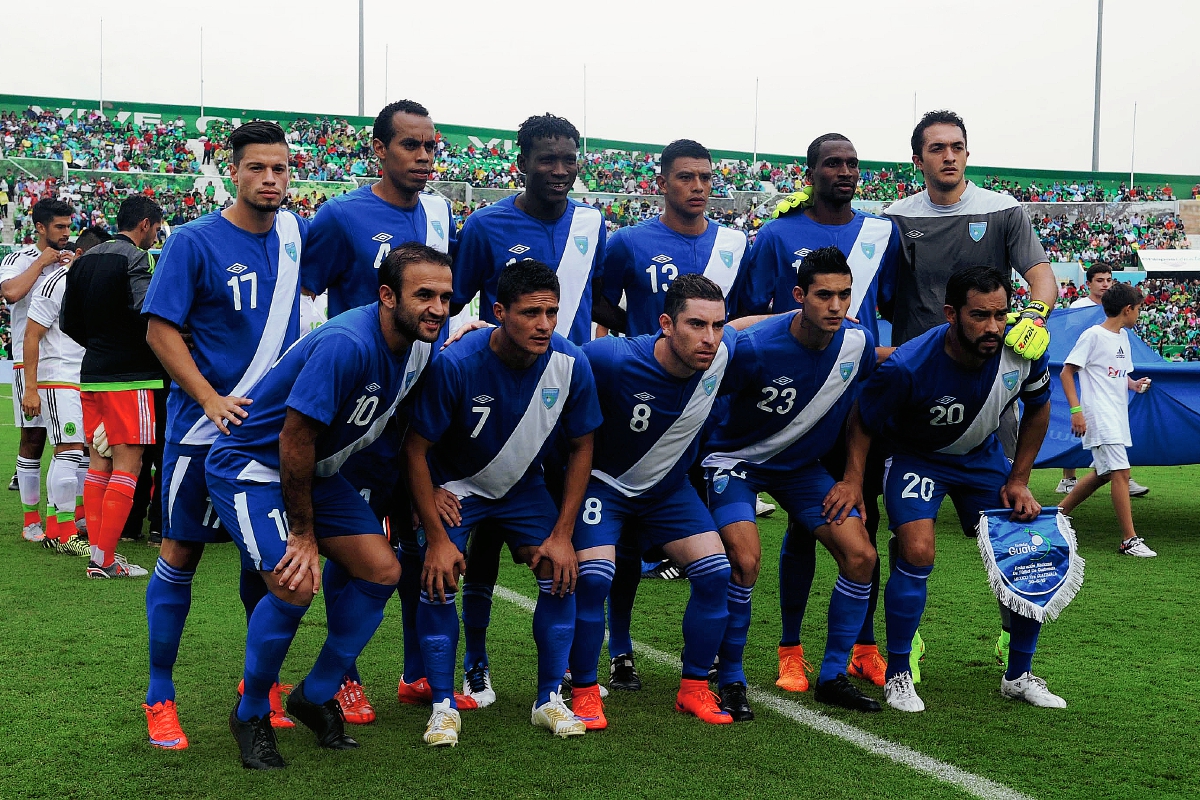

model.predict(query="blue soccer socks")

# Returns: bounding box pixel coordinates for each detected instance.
[461,583,493,672]
[304,578,395,704]
[717,581,754,688]
[884,559,933,679]
[145,558,195,704]
[419,591,460,708]
[238,593,307,721]
[1005,612,1042,680]
[819,575,872,684]
[569,560,616,686]
[681,554,731,681]
[778,526,816,647]
[397,541,426,682]
[533,578,576,707]
[606,552,641,658]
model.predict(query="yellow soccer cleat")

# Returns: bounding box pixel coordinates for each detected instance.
[423,699,461,747]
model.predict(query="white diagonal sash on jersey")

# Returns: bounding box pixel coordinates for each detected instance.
[701,225,747,298]
[315,341,432,477]
[554,206,601,338]
[181,211,302,446]
[702,329,867,469]
[442,350,575,500]
[936,347,1029,456]
[846,217,893,318]
[418,194,451,254]
[593,340,730,497]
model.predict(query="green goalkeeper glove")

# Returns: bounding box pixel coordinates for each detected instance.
[1004,300,1052,360]
[771,185,815,219]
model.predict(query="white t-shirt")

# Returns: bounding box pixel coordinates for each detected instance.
[26,265,84,385]
[1069,296,1097,309]
[1064,324,1133,448]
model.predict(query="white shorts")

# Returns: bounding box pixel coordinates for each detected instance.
[1090,444,1130,477]
[11,368,44,429]
[40,387,84,445]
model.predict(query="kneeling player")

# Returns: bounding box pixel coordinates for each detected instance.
[206,244,452,768]
[703,247,881,718]
[849,266,1063,712]
[570,275,737,729]
[405,261,601,746]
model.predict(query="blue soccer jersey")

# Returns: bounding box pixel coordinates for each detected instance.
[301,186,454,319]
[409,327,603,498]
[206,303,431,481]
[143,210,306,446]
[584,328,738,497]
[702,313,876,474]
[601,218,749,337]
[857,323,1051,466]
[735,210,899,343]
[451,195,606,345]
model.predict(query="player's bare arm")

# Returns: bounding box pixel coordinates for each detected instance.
[404,429,465,603]
[823,403,871,525]
[1060,363,1087,437]
[147,316,252,434]
[591,290,627,334]
[1025,262,1057,309]
[277,408,324,595]
[1001,399,1050,520]
[530,432,593,596]
[1,247,70,304]
[20,319,47,419]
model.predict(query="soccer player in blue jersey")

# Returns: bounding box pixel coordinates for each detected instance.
[405,260,603,746]
[449,113,617,707]
[569,274,738,729]
[736,134,902,692]
[846,266,1063,712]
[704,246,882,718]
[299,99,459,722]
[141,121,306,751]
[205,242,454,769]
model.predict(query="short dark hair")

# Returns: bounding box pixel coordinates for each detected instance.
[228,120,288,165]
[116,195,163,232]
[796,246,853,291]
[911,110,967,156]
[516,113,580,154]
[664,273,724,320]
[31,198,75,229]
[379,241,452,294]
[372,100,431,146]
[1102,281,1142,316]
[806,133,853,167]
[660,139,711,176]
[944,266,1011,311]
[1086,261,1114,282]
[497,259,559,307]
[74,226,112,253]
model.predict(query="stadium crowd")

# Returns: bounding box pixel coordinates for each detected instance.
[2,108,198,173]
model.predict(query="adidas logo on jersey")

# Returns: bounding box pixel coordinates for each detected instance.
[372,232,393,243]
[473,394,494,404]
[1116,347,1126,359]
[366,383,381,392]
[772,376,793,386]
[226,263,249,274]
[905,230,924,239]
[634,392,655,401]
[652,254,673,264]
[509,244,531,255]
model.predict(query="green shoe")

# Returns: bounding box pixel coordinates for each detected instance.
[57,535,91,557]
[909,630,925,684]
[994,630,1010,670]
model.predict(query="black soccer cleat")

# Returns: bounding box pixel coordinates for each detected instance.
[719,681,754,721]
[285,679,359,750]
[8,472,17,491]
[609,653,643,691]
[229,700,286,770]
[814,674,882,712]
[641,560,683,580]
[708,654,720,684]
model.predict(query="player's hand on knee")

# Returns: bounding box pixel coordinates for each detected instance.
[822,480,866,525]
[531,536,577,596]
[204,394,252,435]
[275,532,321,594]
[1000,481,1041,522]
[433,488,463,527]
[422,538,465,603]
[20,390,40,420]
[440,319,493,350]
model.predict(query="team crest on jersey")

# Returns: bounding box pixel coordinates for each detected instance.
[969,222,987,242]
[372,232,393,243]
[285,242,298,262]
[574,236,589,255]
[712,473,730,494]
[64,422,77,437]
[226,262,249,274]
[1003,370,1020,390]
[432,221,445,239]
[404,370,418,388]
[719,250,734,268]
[509,244,530,255]
[839,362,854,382]
[703,376,718,395]
[860,242,875,259]
[542,388,560,409]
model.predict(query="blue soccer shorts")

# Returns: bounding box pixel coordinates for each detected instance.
[573,478,717,556]
[706,461,860,533]
[429,482,560,556]
[883,438,1011,535]
[163,442,230,544]
[207,471,383,572]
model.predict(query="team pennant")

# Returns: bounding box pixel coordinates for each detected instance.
[975,507,1084,624]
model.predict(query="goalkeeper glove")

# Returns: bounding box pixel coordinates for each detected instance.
[771,185,815,219]
[1004,300,1051,360]
[92,422,112,458]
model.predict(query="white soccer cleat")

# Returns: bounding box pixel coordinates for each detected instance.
[1000,672,1067,708]
[1055,478,1077,494]
[423,699,461,747]
[463,663,496,708]
[1128,479,1150,498]
[1119,537,1157,558]
[21,522,44,542]
[532,692,586,738]
[884,671,925,712]
[755,496,776,518]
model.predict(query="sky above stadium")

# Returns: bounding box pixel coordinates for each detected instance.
[9,0,1199,177]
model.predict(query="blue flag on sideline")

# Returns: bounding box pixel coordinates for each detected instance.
[976,507,1085,623]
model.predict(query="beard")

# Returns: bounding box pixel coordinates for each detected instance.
[955,322,1001,358]
[393,303,441,344]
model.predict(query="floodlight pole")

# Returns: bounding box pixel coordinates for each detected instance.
[98,18,104,118]
[582,64,588,157]
[384,45,388,104]
[1091,0,1103,171]
[1129,101,1137,191]
[358,0,365,116]
[200,27,205,117]
[752,77,759,165]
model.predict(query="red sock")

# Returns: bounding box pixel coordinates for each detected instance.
[23,509,41,527]
[57,514,77,541]
[97,471,137,568]
[83,469,110,542]
[46,515,60,542]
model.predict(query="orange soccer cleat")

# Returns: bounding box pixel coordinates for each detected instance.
[848,643,887,687]
[674,678,733,724]
[335,680,377,725]
[237,679,296,728]
[396,676,478,710]
[570,684,607,731]
[143,700,189,750]
[775,644,812,692]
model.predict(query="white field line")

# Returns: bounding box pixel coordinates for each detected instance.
[493,585,1035,800]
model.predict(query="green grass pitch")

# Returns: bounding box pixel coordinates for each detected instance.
[0,396,1197,799]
